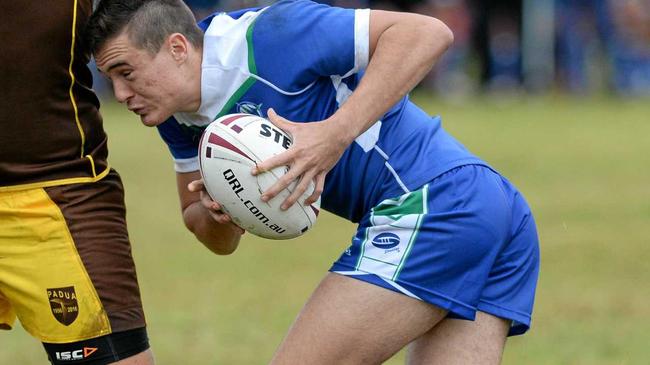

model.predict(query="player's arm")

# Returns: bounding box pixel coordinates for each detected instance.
[255,10,453,208]
[177,171,243,255]
[336,10,453,139]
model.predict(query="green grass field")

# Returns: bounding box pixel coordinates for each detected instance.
[2,95,649,364]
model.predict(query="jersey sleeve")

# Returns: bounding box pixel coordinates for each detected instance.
[251,0,369,87]
[156,117,203,173]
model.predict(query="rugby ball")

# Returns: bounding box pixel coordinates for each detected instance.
[198,113,320,239]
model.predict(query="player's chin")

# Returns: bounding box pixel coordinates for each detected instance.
[139,112,167,127]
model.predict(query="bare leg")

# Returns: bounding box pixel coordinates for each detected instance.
[406,311,509,365]
[271,273,447,365]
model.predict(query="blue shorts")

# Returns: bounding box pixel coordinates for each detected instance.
[330,164,540,336]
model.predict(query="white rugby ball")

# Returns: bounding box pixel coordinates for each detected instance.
[198,113,320,239]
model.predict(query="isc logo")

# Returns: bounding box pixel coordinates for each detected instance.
[55,347,98,361]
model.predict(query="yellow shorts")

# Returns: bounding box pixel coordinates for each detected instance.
[0,170,145,343]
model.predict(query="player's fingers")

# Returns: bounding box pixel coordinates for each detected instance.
[200,191,219,210]
[210,199,223,212]
[252,150,294,176]
[267,108,293,133]
[207,209,231,224]
[187,178,205,192]
[260,163,303,202]
[305,172,325,205]
[230,223,245,235]
[282,171,316,210]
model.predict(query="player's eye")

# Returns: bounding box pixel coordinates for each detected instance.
[122,71,134,80]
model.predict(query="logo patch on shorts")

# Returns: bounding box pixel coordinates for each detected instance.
[47,286,79,326]
[54,347,98,361]
[371,232,401,250]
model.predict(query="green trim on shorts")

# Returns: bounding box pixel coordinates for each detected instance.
[355,185,429,278]
[395,186,427,279]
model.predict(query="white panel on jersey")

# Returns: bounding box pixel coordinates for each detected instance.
[330,75,352,107]
[356,122,382,152]
[330,75,382,152]
[174,10,265,127]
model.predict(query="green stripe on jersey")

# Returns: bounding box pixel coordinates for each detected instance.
[246,17,258,74]
[214,77,257,120]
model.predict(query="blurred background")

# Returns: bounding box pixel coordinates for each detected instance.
[88,0,650,98]
[3,1,649,364]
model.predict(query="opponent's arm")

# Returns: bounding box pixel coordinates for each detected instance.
[255,10,453,208]
[177,171,243,255]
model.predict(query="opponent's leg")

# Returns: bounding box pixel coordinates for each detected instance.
[270,272,447,365]
[43,327,152,364]
[406,311,510,365]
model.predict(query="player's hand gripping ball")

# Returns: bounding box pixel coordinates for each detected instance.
[199,113,320,239]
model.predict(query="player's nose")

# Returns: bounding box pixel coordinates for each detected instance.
[113,80,134,103]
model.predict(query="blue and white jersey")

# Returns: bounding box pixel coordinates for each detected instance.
[157,0,487,222]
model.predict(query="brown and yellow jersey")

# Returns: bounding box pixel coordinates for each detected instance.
[0,0,109,190]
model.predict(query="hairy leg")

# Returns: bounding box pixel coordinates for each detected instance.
[270,273,447,365]
[406,311,509,365]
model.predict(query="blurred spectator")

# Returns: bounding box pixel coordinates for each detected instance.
[419,0,475,97]
[556,0,650,96]
[469,0,523,92]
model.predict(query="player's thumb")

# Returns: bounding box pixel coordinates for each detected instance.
[187,179,205,192]
[267,108,291,131]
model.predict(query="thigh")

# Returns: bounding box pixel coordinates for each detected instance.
[0,186,111,341]
[332,165,514,322]
[44,170,146,336]
[0,171,146,343]
[270,273,447,365]
[406,311,510,365]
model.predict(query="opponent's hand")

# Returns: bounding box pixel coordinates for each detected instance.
[251,108,349,210]
[188,179,244,234]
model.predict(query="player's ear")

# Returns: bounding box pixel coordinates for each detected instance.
[167,33,189,62]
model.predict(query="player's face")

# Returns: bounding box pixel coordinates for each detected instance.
[95,32,187,126]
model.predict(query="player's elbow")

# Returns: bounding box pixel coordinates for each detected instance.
[190,223,241,256]
[425,17,454,51]
[203,238,240,256]
[182,207,241,255]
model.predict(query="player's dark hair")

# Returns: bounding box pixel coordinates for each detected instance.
[85,0,203,55]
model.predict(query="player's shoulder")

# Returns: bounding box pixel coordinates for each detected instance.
[248,0,356,51]
[261,0,332,15]
[255,0,348,24]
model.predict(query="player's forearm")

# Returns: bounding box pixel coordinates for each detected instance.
[182,202,241,255]
[332,15,453,143]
